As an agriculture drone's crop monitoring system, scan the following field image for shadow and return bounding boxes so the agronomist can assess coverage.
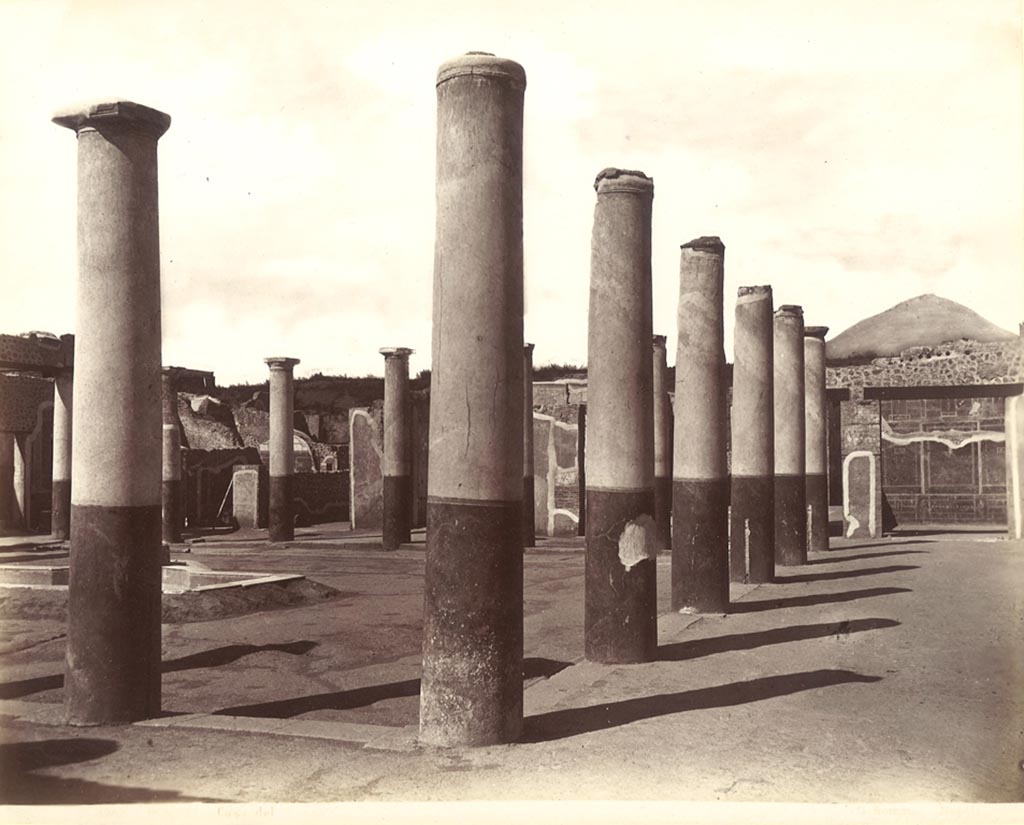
[0,641,319,700]
[823,540,923,551]
[657,618,900,662]
[0,552,68,563]
[774,564,919,584]
[729,586,911,613]
[213,656,572,719]
[809,549,928,564]
[0,738,224,804]
[522,669,882,742]
[888,527,1006,537]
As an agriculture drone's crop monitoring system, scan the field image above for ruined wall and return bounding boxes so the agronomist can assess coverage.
[293,471,348,525]
[349,403,384,529]
[0,374,52,433]
[182,447,261,528]
[532,413,581,536]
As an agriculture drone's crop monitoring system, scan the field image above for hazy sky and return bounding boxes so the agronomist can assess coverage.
[1,0,1020,385]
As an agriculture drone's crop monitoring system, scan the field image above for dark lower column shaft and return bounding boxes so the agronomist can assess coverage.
[65,504,161,723]
[672,478,729,612]
[268,475,293,542]
[729,476,774,584]
[421,498,523,745]
[161,479,182,544]
[52,479,71,541]
[806,473,829,553]
[654,475,672,553]
[585,489,657,663]
[523,475,535,547]
[775,474,806,565]
[382,474,412,550]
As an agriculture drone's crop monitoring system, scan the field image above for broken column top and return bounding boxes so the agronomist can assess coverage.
[652,334,667,349]
[776,305,804,318]
[737,285,773,300]
[264,357,300,370]
[437,52,526,88]
[524,343,534,354]
[681,236,725,254]
[52,100,171,137]
[379,347,414,358]
[804,326,829,339]
[594,167,654,195]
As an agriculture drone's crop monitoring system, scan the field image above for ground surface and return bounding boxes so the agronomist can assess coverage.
[0,525,1021,808]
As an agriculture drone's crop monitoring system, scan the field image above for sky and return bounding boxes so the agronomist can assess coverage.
[0,0,1021,385]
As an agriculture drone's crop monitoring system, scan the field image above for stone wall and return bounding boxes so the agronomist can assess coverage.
[182,447,261,528]
[349,403,384,529]
[293,471,348,525]
[533,412,581,536]
[0,374,52,434]
[0,333,66,374]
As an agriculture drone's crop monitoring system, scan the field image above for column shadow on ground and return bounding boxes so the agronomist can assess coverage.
[728,586,912,613]
[657,618,900,662]
[809,548,927,564]
[774,564,920,584]
[0,641,320,700]
[521,669,882,742]
[0,738,225,804]
[211,657,572,719]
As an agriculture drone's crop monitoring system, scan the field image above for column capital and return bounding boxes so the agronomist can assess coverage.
[52,100,171,138]
[738,285,772,300]
[379,347,414,360]
[681,236,725,254]
[594,167,654,197]
[804,325,829,340]
[437,52,526,89]
[775,304,804,319]
[264,356,300,372]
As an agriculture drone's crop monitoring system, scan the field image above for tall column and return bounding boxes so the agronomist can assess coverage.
[380,347,413,550]
[672,237,729,612]
[804,326,829,553]
[54,100,170,724]
[51,335,74,540]
[774,306,806,566]
[420,52,525,747]
[265,357,299,543]
[652,334,672,551]
[0,433,15,531]
[730,285,775,584]
[161,368,183,544]
[585,167,657,664]
[1005,393,1023,541]
[523,343,536,548]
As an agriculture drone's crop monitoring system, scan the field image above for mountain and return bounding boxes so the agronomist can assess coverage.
[826,294,1017,363]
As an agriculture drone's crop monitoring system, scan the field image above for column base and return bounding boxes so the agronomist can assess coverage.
[382,474,412,550]
[671,478,729,613]
[268,475,294,542]
[420,496,523,747]
[65,503,162,725]
[584,488,657,664]
[775,474,807,566]
[806,473,829,552]
[729,476,774,584]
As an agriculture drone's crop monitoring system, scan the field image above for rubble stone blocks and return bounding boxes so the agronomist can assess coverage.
[523,343,536,547]
[730,285,775,584]
[265,357,299,542]
[51,335,74,540]
[672,236,729,613]
[161,369,183,543]
[1005,393,1023,540]
[53,100,170,724]
[349,406,383,529]
[652,334,673,551]
[804,326,830,552]
[841,399,882,538]
[585,168,657,664]
[380,347,413,550]
[420,52,526,747]
[774,305,807,566]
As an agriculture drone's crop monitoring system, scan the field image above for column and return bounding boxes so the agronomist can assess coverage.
[774,305,806,566]
[54,100,170,724]
[585,167,657,664]
[730,285,775,584]
[51,335,74,540]
[804,326,830,552]
[672,236,729,612]
[523,343,536,547]
[1006,394,1023,540]
[421,52,526,747]
[652,334,672,551]
[380,347,413,550]
[265,357,299,543]
[0,433,15,531]
[13,434,29,529]
[161,368,183,543]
